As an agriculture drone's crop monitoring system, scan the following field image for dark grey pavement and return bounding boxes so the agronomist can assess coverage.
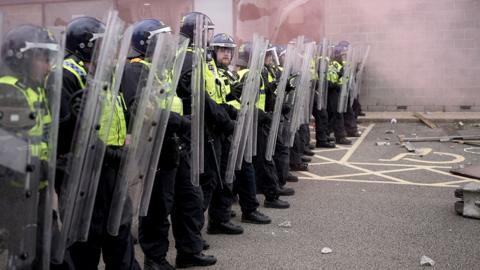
[131,122,480,270]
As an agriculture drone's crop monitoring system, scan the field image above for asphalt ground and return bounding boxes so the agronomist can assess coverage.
[132,122,480,269]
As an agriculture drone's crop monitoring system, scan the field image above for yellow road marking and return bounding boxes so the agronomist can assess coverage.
[315,152,412,184]
[339,124,375,163]
[299,176,460,188]
[326,167,421,179]
[349,162,453,169]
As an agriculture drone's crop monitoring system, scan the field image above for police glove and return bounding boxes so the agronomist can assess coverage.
[227,82,243,101]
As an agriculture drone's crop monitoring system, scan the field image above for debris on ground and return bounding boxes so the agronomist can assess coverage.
[456,121,465,129]
[453,140,480,147]
[402,142,416,152]
[413,112,437,129]
[278,221,292,228]
[472,123,480,128]
[361,189,367,192]
[399,134,480,143]
[420,255,435,266]
[390,118,397,124]
[321,247,332,254]
[385,129,395,134]
[376,141,390,146]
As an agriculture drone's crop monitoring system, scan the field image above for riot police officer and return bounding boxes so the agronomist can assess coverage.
[235,42,290,209]
[56,16,140,270]
[0,24,61,270]
[210,33,272,224]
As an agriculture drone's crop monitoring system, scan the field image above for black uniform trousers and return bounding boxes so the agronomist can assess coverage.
[312,105,330,143]
[234,161,260,214]
[138,136,178,263]
[171,147,205,255]
[299,123,310,150]
[274,120,290,188]
[254,122,280,200]
[290,130,304,167]
[343,96,358,134]
[327,87,347,139]
[68,159,140,270]
[218,134,260,215]
[200,131,232,225]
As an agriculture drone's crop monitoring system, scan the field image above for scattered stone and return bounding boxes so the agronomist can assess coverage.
[385,130,395,134]
[376,141,390,146]
[472,123,480,128]
[321,247,332,254]
[390,118,397,124]
[271,232,276,236]
[361,189,366,192]
[384,137,391,141]
[456,121,465,129]
[278,221,292,228]
[420,255,435,266]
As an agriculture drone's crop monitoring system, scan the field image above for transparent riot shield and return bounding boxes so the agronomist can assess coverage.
[52,10,126,263]
[0,22,64,269]
[224,34,268,184]
[337,45,353,113]
[265,44,295,161]
[287,42,316,147]
[316,38,329,110]
[352,45,370,102]
[37,26,66,270]
[107,33,188,236]
[190,15,209,186]
[348,50,359,107]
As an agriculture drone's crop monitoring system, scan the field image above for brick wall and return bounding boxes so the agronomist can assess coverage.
[325,0,480,112]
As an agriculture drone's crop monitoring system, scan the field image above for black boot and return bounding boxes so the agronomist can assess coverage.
[241,210,272,224]
[176,253,217,268]
[316,141,336,148]
[347,130,362,137]
[290,163,308,172]
[264,198,290,209]
[303,149,315,156]
[278,186,295,196]
[207,220,244,235]
[336,137,352,145]
[286,173,299,182]
[144,258,175,270]
[302,156,312,163]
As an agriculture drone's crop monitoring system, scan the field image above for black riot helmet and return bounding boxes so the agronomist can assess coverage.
[236,41,252,68]
[65,16,105,62]
[131,19,171,56]
[180,11,214,46]
[1,24,58,81]
[210,33,236,67]
[265,43,279,67]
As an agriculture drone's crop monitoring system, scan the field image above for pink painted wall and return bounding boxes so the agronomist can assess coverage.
[324,0,480,111]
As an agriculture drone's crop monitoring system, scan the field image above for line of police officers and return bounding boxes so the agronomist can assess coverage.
[0,10,362,270]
